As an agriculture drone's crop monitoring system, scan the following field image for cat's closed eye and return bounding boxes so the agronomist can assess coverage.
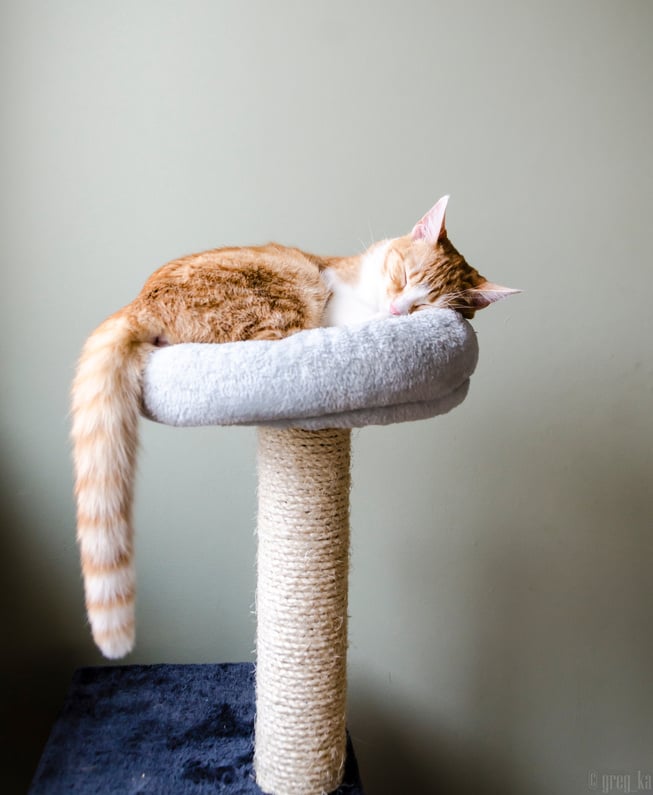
[390,283,432,316]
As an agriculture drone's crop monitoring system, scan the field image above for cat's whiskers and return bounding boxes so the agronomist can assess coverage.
[434,290,468,310]
[367,221,376,248]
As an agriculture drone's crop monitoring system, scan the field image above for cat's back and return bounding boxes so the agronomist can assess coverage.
[143,242,324,291]
[133,243,330,342]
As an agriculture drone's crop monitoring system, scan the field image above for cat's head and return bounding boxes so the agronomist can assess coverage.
[383,196,519,319]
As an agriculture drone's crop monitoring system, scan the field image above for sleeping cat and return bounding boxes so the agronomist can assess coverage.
[71,195,517,658]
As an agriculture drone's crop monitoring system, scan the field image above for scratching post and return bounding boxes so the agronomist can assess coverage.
[138,310,479,794]
[255,427,351,794]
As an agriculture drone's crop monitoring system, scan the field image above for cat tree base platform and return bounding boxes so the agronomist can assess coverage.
[29,663,364,794]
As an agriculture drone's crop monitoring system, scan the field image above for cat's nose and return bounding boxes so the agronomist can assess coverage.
[389,301,401,316]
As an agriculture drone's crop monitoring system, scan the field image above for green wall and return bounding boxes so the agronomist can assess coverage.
[2,1,652,791]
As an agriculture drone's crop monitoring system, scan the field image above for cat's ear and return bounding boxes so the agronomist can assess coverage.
[467,281,521,309]
[412,195,449,243]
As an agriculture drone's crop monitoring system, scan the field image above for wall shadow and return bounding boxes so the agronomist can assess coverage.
[347,383,653,794]
[348,683,522,795]
[0,458,85,791]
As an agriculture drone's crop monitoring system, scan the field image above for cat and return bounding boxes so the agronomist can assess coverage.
[71,195,517,658]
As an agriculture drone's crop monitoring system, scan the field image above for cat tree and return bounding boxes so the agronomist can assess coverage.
[31,309,477,795]
[140,308,478,795]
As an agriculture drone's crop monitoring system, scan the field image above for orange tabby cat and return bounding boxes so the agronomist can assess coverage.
[71,195,517,658]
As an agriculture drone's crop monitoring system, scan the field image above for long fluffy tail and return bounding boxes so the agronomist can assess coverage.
[71,312,154,658]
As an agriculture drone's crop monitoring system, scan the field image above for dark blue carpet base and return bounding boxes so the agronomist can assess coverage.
[29,662,364,794]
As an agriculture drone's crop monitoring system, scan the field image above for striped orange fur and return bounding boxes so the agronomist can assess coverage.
[72,198,517,658]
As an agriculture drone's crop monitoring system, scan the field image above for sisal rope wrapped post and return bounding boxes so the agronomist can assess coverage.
[142,311,479,793]
[255,427,352,795]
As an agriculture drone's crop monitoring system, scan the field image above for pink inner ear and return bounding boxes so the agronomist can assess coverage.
[411,195,450,243]
[469,281,521,308]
